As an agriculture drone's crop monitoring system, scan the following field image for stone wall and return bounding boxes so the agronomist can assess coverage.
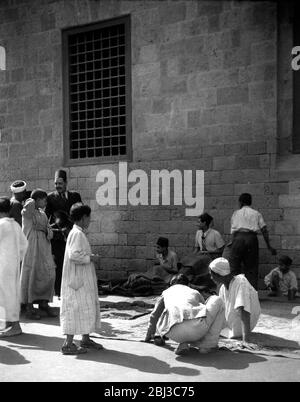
[0,0,298,288]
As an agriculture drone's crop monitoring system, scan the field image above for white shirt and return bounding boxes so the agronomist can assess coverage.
[231,206,266,234]
[219,274,261,338]
[195,228,225,252]
[156,284,206,335]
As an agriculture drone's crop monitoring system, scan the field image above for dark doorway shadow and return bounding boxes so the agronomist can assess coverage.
[0,345,30,365]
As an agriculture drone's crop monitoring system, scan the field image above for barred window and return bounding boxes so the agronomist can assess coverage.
[62,16,131,164]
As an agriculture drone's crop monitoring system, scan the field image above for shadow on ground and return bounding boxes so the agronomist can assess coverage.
[175,348,267,370]
[0,345,30,365]
[250,332,300,350]
[76,347,201,376]
[2,333,63,353]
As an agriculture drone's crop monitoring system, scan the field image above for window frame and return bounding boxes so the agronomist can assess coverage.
[62,15,132,166]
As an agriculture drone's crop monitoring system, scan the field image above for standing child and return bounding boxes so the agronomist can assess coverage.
[60,203,102,355]
[0,197,28,337]
[21,189,57,319]
[264,255,298,299]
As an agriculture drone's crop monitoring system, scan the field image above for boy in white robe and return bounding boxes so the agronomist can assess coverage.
[0,197,28,338]
[60,203,103,355]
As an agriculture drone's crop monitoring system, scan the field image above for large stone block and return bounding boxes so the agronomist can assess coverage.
[223,47,251,69]
[213,156,236,171]
[217,86,249,106]
[118,221,141,234]
[251,41,276,64]
[179,55,209,75]
[281,236,300,251]
[128,234,146,246]
[249,82,275,101]
[279,195,300,208]
[210,183,235,196]
[275,221,297,235]
[197,1,224,16]
[235,155,260,169]
[247,142,267,156]
[115,246,136,259]
[224,143,248,155]
[0,84,17,100]
[182,17,209,37]
[102,233,119,245]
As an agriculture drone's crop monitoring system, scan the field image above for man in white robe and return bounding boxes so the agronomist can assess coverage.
[209,257,261,347]
[0,197,28,337]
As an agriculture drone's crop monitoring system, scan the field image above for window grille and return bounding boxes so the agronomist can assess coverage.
[62,16,131,164]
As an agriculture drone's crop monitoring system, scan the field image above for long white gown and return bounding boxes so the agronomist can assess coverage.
[0,217,28,325]
[60,224,100,335]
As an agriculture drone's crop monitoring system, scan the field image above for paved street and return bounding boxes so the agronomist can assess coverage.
[0,296,300,382]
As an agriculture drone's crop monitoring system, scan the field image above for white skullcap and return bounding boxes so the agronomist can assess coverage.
[10,180,27,194]
[209,257,231,276]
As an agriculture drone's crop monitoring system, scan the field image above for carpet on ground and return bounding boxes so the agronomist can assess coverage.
[94,297,300,359]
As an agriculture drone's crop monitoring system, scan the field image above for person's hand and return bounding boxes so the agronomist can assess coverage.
[236,341,258,351]
[90,254,101,263]
[269,247,277,256]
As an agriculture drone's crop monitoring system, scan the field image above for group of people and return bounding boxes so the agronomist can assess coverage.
[0,168,298,356]
[0,169,103,354]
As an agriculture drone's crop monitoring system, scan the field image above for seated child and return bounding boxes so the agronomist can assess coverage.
[264,255,298,299]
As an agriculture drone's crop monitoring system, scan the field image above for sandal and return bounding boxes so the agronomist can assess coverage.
[80,339,104,350]
[61,343,87,355]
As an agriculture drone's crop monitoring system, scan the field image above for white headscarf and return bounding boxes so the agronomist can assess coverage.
[209,257,231,276]
[10,180,27,194]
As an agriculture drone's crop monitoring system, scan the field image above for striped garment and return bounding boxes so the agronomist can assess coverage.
[60,224,100,335]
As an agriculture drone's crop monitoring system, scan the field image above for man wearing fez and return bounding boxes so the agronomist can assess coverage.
[10,180,29,226]
[45,169,82,297]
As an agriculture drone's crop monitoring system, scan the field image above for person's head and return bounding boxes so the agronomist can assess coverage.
[54,169,67,194]
[31,189,48,209]
[198,212,213,231]
[239,193,252,208]
[10,180,27,202]
[278,255,292,273]
[170,273,189,286]
[156,236,169,255]
[70,203,91,229]
[0,197,11,217]
[209,257,232,285]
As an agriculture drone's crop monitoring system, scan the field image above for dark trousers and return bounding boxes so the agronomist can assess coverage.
[222,232,259,289]
[51,239,66,297]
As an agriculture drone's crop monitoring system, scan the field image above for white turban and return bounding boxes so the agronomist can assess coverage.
[10,180,27,194]
[209,257,231,276]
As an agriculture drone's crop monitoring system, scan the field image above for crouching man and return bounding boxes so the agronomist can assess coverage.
[144,274,225,355]
[209,257,261,347]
